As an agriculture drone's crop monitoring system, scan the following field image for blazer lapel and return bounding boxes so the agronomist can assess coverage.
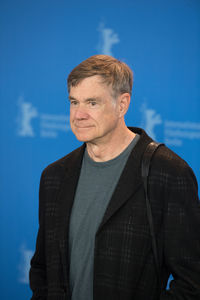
[55,144,86,284]
[97,130,151,232]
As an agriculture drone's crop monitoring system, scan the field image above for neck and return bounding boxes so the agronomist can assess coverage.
[86,124,135,162]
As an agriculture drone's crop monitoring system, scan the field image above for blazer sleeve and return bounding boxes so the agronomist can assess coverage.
[160,162,200,299]
[29,171,47,299]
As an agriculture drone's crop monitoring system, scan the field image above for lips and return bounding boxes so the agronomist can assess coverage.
[74,124,94,129]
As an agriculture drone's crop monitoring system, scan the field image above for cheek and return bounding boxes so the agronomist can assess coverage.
[102,109,118,123]
[69,114,72,125]
[69,114,75,129]
[69,109,75,121]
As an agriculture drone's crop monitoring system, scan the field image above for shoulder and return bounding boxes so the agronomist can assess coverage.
[153,145,188,172]
[151,144,198,191]
[41,144,85,180]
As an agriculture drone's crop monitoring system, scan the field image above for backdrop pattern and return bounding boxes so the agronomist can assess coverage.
[0,0,200,299]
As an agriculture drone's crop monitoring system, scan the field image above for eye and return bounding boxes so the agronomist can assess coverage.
[70,100,78,106]
[88,100,98,107]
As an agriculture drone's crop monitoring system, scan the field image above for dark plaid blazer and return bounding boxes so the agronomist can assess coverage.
[29,127,200,300]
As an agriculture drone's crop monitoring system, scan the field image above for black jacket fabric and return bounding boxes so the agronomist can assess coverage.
[29,127,200,300]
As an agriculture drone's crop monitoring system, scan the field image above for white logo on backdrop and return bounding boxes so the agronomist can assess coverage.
[17,96,38,137]
[141,103,162,140]
[164,121,200,146]
[16,96,70,138]
[141,102,200,146]
[18,244,34,284]
[97,23,120,56]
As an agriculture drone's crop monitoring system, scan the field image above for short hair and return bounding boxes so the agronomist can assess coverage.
[67,55,133,97]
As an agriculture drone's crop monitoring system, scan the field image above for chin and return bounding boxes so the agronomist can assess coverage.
[74,133,94,143]
[72,127,96,142]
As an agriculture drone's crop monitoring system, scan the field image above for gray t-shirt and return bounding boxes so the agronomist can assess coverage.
[69,134,140,300]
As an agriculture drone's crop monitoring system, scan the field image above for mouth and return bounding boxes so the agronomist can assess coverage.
[74,124,94,129]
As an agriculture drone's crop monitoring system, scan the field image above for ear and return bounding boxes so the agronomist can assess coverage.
[117,93,131,117]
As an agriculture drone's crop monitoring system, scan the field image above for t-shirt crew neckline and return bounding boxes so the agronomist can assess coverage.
[85,133,140,168]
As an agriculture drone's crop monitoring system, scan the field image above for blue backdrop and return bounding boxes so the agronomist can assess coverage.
[0,0,200,299]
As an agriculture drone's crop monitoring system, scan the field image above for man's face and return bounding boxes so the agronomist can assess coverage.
[69,75,121,144]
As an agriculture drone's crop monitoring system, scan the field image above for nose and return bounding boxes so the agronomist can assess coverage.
[73,106,89,120]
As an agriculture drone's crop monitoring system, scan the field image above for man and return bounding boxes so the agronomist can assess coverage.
[29,55,200,300]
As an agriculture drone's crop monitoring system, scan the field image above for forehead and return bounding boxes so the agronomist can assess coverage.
[69,75,113,98]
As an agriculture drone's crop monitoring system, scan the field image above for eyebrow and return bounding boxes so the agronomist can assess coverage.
[68,96,76,101]
[68,96,102,103]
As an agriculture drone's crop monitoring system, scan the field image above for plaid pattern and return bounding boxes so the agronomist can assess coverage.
[29,127,200,300]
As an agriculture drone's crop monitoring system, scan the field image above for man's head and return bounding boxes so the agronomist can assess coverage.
[68,55,134,144]
[67,55,133,98]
